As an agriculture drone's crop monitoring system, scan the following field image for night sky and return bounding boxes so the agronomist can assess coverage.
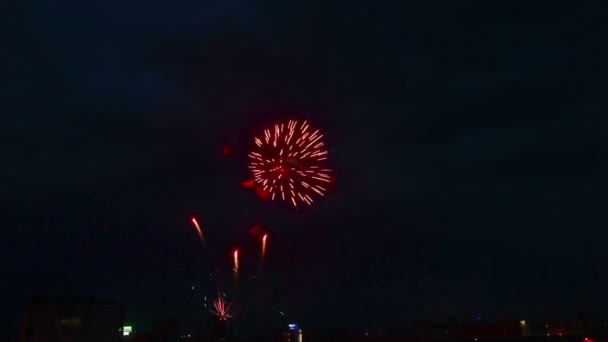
[3,0,608,334]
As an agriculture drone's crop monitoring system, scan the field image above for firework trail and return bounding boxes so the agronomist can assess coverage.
[190,217,205,244]
[261,233,268,263]
[233,248,239,274]
[248,120,333,207]
[188,216,223,294]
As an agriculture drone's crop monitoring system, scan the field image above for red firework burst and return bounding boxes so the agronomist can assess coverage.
[248,120,333,206]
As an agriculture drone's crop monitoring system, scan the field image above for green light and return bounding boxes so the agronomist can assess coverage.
[124,326,132,333]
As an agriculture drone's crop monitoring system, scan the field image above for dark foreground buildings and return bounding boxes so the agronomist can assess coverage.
[123,319,178,342]
[18,296,124,342]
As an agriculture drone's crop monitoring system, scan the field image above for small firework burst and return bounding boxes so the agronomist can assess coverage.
[210,296,233,321]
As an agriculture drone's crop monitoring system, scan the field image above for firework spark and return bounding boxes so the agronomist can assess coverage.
[210,296,232,320]
[191,217,204,244]
[248,120,333,207]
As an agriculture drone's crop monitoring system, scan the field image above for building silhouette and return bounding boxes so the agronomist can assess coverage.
[19,296,124,342]
[281,324,302,342]
[123,319,178,342]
